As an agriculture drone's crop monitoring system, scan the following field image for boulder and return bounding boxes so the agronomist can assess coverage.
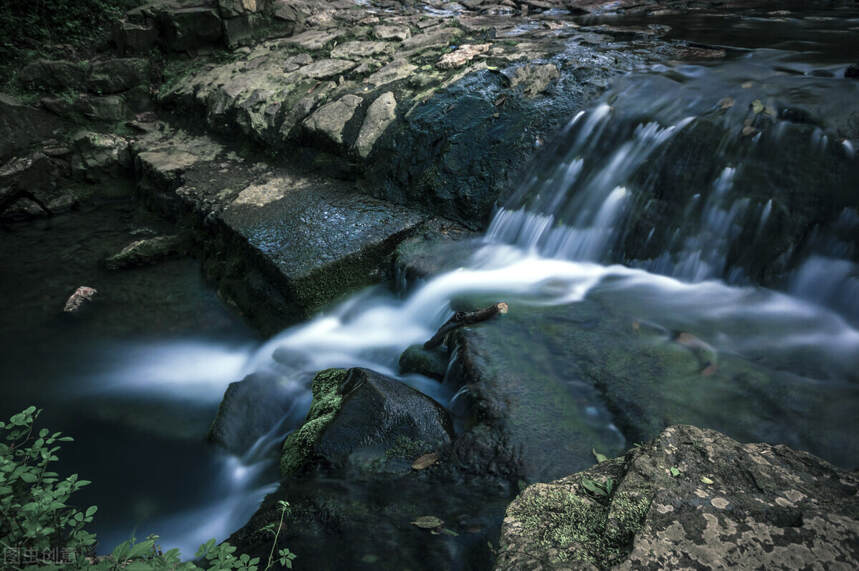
[209,372,296,455]
[846,63,859,79]
[88,58,149,94]
[401,27,463,51]
[71,131,132,179]
[104,234,187,270]
[19,59,89,91]
[374,24,411,41]
[280,368,454,476]
[496,425,859,570]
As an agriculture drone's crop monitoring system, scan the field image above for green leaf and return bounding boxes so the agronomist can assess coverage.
[700,476,714,485]
[86,505,98,517]
[581,478,607,496]
[128,538,155,559]
[20,471,37,483]
[669,466,681,478]
[592,448,608,463]
[751,99,764,114]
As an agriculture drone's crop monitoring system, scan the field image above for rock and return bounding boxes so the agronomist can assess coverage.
[270,0,307,29]
[71,131,131,179]
[496,425,859,570]
[222,13,265,47]
[401,27,463,51]
[19,59,88,91]
[0,93,64,161]
[104,234,186,270]
[302,94,363,145]
[217,0,258,17]
[63,286,98,313]
[280,368,455,476]
[355,91,397,158]
[437,43,491,70]
[112,20,159,54]
[846,63,859,79]
[208,372,295,455]
[88,58,148,94]
[279,29,342,50]
[365,58,417,87]
[296,58,356,80]
[374,24,411,41]
[330,40,391,60]
[160,7,223,52]
[508,63,560,97]
[398,344,449,380]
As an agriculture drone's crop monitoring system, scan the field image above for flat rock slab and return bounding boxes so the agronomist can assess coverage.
[133,125,428,330]
[497,424,859,570]
[222,174,428,312]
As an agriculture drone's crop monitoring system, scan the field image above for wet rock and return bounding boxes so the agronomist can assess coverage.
[497,425,859,570]
[374,24,411,41]
[88,58,149,94]
[209,372,295,455]
[846,63,859,79]
[270,0,307,29]
[399,344,449,380]
[355,91,397,158]
[302,93,363,145]
[19,59,89,91]
[281,368,454,476]
[104,234,187,270]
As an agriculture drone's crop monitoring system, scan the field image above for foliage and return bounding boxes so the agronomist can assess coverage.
[0,0,141,80]
[1,407,294,570]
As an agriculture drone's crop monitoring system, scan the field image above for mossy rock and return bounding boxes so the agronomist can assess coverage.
[280,368,454,477]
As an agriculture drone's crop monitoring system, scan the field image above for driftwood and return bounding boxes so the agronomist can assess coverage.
[423,302,508,350]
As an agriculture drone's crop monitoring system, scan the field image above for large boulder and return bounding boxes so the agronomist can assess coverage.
[88,58,149,95]
[280,368,455,476]
[496,425,859,570]
[18,59,89,91]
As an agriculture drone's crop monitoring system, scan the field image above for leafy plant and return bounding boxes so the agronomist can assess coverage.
[580,477,614,498]
[1,406,292,570]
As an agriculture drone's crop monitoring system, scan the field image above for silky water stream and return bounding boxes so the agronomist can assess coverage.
[2,12,858,562]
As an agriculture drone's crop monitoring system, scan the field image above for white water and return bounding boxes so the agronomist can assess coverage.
[84,56,859,554]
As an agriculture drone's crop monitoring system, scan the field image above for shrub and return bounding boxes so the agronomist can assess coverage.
[0,406,294,570]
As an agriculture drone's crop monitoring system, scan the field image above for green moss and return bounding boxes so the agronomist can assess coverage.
[509,483,651,568]
[279,368,346,476]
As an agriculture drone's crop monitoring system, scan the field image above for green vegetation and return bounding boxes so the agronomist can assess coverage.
[280,368,346,476]
[0,0,137,55]
[1,406,293,570]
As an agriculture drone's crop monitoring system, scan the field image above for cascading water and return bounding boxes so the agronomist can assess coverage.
[148,44,859,556]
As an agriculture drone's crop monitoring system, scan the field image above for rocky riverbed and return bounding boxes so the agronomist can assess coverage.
[2,0,858,569]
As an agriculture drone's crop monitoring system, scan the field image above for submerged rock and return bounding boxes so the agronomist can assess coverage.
[496,424,859,570]
[280,368,454,476]
[209,372,295,455]
[104,234,187,270]
[398,344,449,380]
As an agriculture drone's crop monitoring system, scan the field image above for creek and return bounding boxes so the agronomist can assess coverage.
[1,9,857,563]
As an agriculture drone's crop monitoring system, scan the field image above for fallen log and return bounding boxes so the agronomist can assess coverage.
[423,302,508,350]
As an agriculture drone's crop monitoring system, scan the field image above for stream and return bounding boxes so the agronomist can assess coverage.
[1,8,858,563]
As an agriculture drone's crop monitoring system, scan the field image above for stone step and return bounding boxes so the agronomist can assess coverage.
[131,122,430,332]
